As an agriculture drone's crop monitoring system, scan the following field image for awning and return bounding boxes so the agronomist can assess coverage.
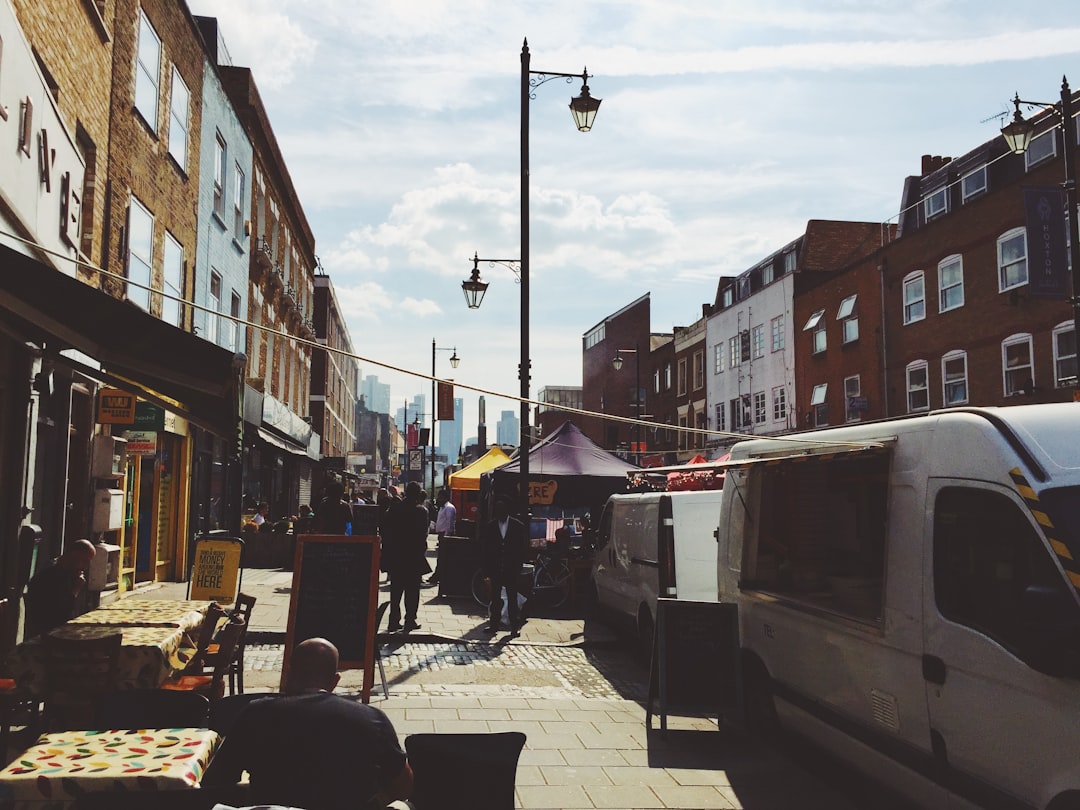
[256,427,308,456]
[0,242,242,438]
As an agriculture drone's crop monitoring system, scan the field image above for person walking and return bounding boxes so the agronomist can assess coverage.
[312,477,353,534]
[386,482,430,632]
[479,497,530,634]
[423,490,457,587]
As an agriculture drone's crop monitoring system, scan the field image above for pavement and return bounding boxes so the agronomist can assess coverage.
[121,536,882,809]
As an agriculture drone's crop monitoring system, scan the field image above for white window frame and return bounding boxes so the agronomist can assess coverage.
[1025,129,1057,169]
[213,134,226,218]
[1002,333,1034,397]
[714,403,726,432]
[134,12,161,129]
[126,198,153,311]
[844,374,862,422]
[162,233,183,327]
[713,342,724,374]
[751,324,765,359]
[771,315,785,352]
[997,228,1028,292]
[903,271,926,325]
[837,294,858,344]
[810,383,828,427]
[762,263,775,285]
[233,164,245,239]
[1053,321,1077,388]
[722,287,733,308]
[729,336,741,368]
[784,250,797,274]
[961,165,987,201]
[924,187,948,220]
[653,369,661,393]
[906,360,929,413]
[938,255,964,313]
[753,391,766,425]
[208,271,221,344]
[942,350,969,406]
[167,68,189,170]
[772,386,786,422]
[803,309,824,331]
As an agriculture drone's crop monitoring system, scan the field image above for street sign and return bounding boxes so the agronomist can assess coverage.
[97,388,136,423]
[408,448,424,471]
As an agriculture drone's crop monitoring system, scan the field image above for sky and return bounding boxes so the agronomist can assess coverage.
[186,0,1080,446]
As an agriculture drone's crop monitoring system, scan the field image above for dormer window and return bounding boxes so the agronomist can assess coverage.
[961,165,987,201]
[924,187,948,220]
[1025,129,1057,169]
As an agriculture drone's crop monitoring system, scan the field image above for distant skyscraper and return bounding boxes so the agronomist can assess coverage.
[437,398,464,462]
[360,373,391,414]
[496,410,519,447]
[395,394,426,434]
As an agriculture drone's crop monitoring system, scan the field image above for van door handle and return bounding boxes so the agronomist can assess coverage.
[922,654,946,685]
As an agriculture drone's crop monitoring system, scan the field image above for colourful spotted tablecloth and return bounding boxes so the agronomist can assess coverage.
[67,607,205,632]
[0,728,220,808]
[5,625,192,698]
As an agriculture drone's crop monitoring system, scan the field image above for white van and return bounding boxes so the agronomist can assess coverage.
[593,489,722,656]
[717,403,1080,810]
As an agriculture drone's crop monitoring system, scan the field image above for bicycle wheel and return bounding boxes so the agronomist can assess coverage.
[470,568,491,608]
[534,560,571,609]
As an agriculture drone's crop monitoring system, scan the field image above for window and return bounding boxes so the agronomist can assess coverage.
[907,360,929,412]
[942,351,968,405]
[677,358,687,395]
[810,383,828,427]
[998,228,1027,292]
[938,255,964,312]
[729,335,740,368]
[961,165,987,200]
[208,271,221,344]
[771,315,785,351]
[837,294,858,343]
[713,343,724,374]
[693,350,704,390]
[1002,334,1034,396]
[233,164,245,239]
[134,12,161,128]
[722,287,733,308]
[126,198,153,310]
[753,392,766,425]
[678,416,688,450]
[933,486,1077,667]
[584,323,605,349]
[772,386,786,422]
[751,324,764,358]
[714,403,726,432]
[1025,129,1056,169]
[844,375,862,422]
[162,233,182,326]
[213,135,226,217]
[167,68,189,170]
[903,272,926,324]
[664,363,672,391]
[1053,322,1077,388]
[784,250,797,274]
[803,309,824,331]
[762,263,774,285]
[924,187,948,219]
[653,369,660,393]
[731,396,751,429]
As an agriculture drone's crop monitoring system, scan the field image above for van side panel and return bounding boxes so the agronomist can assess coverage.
[669,491,721,602]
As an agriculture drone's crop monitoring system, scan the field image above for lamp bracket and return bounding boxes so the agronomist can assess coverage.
[528,68,590,101]
[475,255,522,282]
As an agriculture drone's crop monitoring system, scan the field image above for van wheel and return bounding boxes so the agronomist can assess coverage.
[742,656,779,741]
[636,607,654,664]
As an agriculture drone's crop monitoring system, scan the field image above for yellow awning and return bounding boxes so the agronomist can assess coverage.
[448,446,511,491]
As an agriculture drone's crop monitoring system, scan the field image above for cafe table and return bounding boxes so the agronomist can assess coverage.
[0,727,220,808]
[6,625,193,698]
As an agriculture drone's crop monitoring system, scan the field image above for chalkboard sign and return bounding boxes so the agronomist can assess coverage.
[646,599,741,732]
[281,534,381,702]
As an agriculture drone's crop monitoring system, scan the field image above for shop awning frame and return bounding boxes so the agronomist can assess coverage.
[0,243,243,438]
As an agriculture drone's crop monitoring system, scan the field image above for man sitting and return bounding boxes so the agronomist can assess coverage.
[204,637,412,809]
[25,539,96,636]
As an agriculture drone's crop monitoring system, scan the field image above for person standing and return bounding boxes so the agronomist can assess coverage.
[25,539,97,637]
[480,497,530,634]
[204,637,413,809]
[312,478,353,534]
[423,491,457,587]
[386,482,430,632]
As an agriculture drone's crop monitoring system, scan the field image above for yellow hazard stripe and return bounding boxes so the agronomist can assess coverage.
[1009,467,1078,567]
[1051,538,1075,561]
[1069,570,1080,589]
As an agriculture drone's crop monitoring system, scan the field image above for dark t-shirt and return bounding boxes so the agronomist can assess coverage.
[25,562,79,636]
[205,692,406,810]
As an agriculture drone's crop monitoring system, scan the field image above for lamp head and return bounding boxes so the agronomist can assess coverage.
[462,253,489,309]
[1001,93,1036,154]
[449,350,460,369]
[612,354,624,371]
[570,70,602,132]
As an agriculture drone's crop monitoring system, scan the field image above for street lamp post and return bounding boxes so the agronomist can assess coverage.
[431,340,460,502]
[1001,76,1080,395]
[612,344,641,464]
[462,39,601,524]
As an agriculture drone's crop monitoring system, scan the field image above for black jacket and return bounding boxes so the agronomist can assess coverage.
[480,516,530,581]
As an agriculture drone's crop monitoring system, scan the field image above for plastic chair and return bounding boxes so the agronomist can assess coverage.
[208,692,280,737]
[404,731,526,810]
[94,689,210,729]
[161,617,244,700]
[42,631,122,730]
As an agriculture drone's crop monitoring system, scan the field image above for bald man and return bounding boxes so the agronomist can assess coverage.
[205,638,412,809]
[25,539,96,636]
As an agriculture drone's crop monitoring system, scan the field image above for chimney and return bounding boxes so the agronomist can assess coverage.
[920,154,952,176]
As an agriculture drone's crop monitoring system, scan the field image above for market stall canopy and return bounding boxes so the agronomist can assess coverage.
[448,446,511,491]
[666,452,729,491]
[485,421,638,510]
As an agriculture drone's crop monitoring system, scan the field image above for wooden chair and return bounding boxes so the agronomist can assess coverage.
[41,631,122,731]
[161,617,244,701]
[0,598,39,753]
[404,731,526,810]
[202,594,255,695]
[94,689,210,730]
[177,602,227,674]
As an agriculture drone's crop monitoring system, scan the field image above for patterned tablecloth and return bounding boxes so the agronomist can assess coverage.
[5,625,193,698]
[67,607,205,632]
[0,728,220,807]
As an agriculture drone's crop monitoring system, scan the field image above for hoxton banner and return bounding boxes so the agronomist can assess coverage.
[1024,186,1069,300]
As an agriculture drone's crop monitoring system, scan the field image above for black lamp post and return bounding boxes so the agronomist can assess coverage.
[1001,76,1080,395]
[431,340,460,502]
[612,344,641,464]
[462,39,601,523]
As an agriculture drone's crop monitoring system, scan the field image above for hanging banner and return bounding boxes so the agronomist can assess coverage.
[1024,186,1069,300]
[97,388,136,424]
[437,380,455,421]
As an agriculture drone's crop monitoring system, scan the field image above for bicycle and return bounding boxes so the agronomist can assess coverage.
[471,546,572,610]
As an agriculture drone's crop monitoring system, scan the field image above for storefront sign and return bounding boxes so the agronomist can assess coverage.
[122,430,157,456]
[528,479,559,505]
[189,537,243,602]
[97,389,136,424]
